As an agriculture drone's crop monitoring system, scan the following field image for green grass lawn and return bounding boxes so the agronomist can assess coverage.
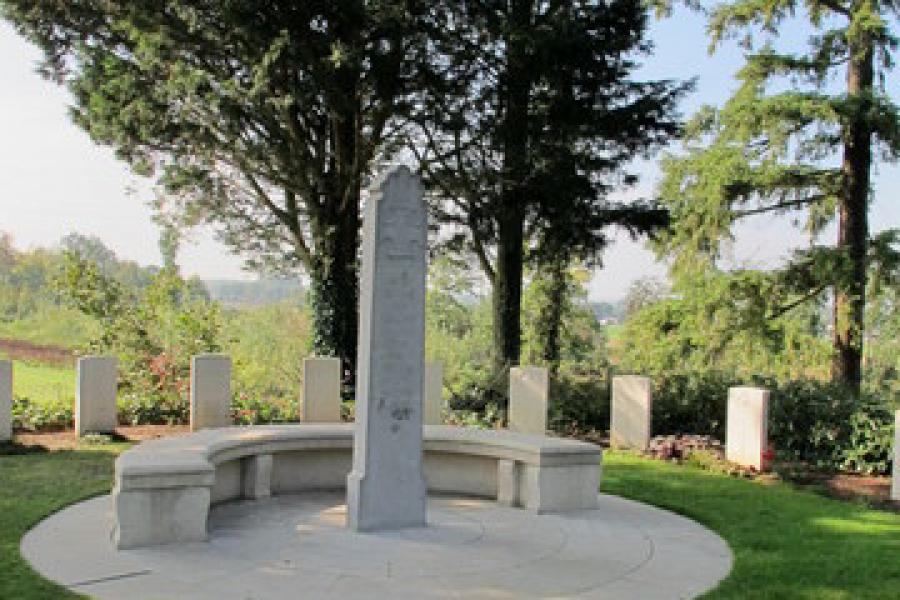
[0,305,98,349]
[602,452,900,599]
[0,443,126,600]
[0,447,898,599]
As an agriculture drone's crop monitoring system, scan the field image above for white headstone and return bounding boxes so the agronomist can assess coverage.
[892,410,899,501]
[0,360,11,442]
[76,356,117,435]
[190,354,232,431]
[726,386,770,471]
[611,375,653,450]
[302,357,342,422]
[347,166,428,531]
[423,362,443,426]
[508,366,549,436]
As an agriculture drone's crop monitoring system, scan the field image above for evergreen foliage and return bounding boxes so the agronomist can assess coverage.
[655,0,900,392]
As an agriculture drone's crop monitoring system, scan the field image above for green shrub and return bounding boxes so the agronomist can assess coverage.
[446,403,502,429]
[340,400,355,422]
[231,391,297,425]
[548,373,610,434]
[769,381,895,474]
[118,390,188,425]
[651,372,731,439]
[837,402,895,475]
[11,395,73,430]
[223,302,308,410]
[769,380,855,467]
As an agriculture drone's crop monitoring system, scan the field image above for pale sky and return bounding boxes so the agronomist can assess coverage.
[1,11,898,302]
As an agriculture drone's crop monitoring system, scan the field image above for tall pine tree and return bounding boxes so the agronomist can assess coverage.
[656,0,899,392]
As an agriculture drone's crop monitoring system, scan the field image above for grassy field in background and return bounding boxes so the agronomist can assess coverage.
[8,361,76,406]
[0,446,898,599]
[602,323,625,364]
[0,305,97,350]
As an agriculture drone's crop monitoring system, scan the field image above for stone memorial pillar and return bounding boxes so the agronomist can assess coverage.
[611,375,653,450]
[347,166,428,531]
[508,366,549,436]
[423,362,443,426]
[190,354,232,431]
[302,357,342,422]
[892,410,899,502]
[0,360,11,442]
[726,386,770,471]
[76,356,117,436]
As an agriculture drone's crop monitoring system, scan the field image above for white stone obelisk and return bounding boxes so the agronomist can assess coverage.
[347,165,428,531]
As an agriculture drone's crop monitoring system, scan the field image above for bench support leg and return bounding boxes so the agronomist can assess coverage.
[113,485,211,549]
[243,454,273,499]
[521,463,601,513]
[497,459,520,507]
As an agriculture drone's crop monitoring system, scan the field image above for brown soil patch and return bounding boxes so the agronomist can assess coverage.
[825,474,892,502]
[785,468,896,509]
[0,338,74,366]
[12,424,189,451]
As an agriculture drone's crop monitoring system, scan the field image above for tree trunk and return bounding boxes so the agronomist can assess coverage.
[491,0,532,397]
[537,256,568,379]
[833,12,872,393]
[308,202,359,386]
[309,11,364,389]
[492,207,525,380]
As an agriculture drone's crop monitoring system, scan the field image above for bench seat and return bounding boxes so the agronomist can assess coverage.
[113,424,602,549]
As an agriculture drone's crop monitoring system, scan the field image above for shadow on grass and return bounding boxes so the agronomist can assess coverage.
[0,440,48,456]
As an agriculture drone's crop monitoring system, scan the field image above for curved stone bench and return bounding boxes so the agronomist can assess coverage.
[113,424,603,549]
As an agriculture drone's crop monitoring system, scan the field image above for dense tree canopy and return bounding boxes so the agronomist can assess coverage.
[1,0,432,380]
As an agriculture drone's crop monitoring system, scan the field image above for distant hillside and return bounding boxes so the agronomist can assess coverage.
[203,279,304,305]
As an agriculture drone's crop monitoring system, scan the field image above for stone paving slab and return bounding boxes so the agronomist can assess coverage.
[22,492,732,599]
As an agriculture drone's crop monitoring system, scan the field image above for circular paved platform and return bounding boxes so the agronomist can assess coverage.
[22,492,731,599]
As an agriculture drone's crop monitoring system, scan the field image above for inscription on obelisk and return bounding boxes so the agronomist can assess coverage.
[347,165,428,531]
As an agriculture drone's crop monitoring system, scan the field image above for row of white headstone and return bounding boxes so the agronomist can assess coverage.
[0,355,442,435]
[608,375,900,497]
[0,357,897,500]
[609,376,775,469]
[0,355,552,437]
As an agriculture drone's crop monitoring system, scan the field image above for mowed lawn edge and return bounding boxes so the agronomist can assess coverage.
[0,445,126,600]
[1,445,898,599]
[601,452,900,599]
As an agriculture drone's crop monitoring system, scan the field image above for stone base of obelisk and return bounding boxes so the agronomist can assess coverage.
[22,491,733,599]
[347,469,427,531]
